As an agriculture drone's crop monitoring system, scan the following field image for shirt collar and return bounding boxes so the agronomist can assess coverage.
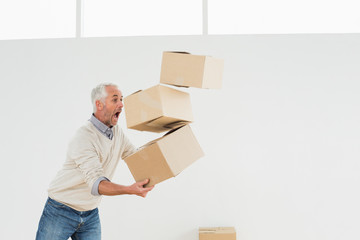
[89,114,113,137]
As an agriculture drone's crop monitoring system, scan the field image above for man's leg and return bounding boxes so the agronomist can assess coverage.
[36,198,79,240]
[71,208,101,240]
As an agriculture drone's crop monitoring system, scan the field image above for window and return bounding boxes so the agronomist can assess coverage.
[209,0,360,34]
[1,0,359,40]
[0,0,76,40]
[83,0,202,37]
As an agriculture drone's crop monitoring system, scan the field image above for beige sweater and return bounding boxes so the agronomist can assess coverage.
[48,122,136,211]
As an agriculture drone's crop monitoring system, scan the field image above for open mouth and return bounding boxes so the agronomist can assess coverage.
[113,110,121,121]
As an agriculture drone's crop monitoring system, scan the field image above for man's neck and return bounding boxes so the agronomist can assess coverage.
[93,113,111,128]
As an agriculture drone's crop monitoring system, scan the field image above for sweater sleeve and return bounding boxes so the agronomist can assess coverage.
[91,176,110,196]
[67,130,104,190]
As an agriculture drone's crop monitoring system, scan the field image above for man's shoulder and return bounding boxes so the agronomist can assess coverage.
[71,122,99,141]
[78,121,96,133]
[65,123,99,154]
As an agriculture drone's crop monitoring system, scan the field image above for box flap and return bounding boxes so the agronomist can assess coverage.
[138,139,158,149]
[143,117,191,133]
[164,51,190,54]
[163,120,188,129]
[129,89,142,95]
[199,227,236,234]
[162,124,186,136]
[135,124,182,148]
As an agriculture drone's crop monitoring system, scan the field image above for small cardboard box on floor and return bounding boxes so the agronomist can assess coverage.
[124,124,204,187]
[124,84,193,133]
[160,51,224,89]
[199,227,236,240]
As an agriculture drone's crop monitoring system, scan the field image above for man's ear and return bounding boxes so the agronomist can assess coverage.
[96,100,104,111]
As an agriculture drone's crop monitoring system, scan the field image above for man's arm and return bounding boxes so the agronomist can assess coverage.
[98,179,154,197]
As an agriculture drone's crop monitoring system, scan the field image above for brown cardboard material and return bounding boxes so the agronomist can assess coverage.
[160,52,224,89]
[124,124,204,187]
[199,227,236,240]
[124,84,193,133]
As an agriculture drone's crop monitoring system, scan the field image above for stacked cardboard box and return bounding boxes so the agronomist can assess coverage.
[124,84,193,133]
[199,227,236,240]
[160,52,224,89]
[124,51,224,186]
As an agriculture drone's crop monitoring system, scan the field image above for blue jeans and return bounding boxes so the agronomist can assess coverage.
[36,197,101,240]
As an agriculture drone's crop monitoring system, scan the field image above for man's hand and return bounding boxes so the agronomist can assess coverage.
[128,179,155,198]
[98,179,154,197]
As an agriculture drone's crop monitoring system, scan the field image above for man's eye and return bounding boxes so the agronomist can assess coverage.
[113,99,117,102]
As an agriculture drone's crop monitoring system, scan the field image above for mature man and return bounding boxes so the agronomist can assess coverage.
[36,83,154,240]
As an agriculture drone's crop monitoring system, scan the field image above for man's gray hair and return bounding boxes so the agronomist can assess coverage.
[91,83,119,113]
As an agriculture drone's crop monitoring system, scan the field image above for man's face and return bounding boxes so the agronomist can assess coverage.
[101,86,123,127]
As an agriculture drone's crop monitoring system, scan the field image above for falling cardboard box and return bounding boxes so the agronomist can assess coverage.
[124,84,193,133]
[160,51,224,89]
[124,124,204,187]
[199,227,236,240]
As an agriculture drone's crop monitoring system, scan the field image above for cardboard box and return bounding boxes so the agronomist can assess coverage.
[124,124,204,187]
[199,227,236,240]
[124,84,193,133]
[160,51,224,89]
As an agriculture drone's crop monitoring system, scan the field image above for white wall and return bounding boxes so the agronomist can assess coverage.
[0,34,359,240]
